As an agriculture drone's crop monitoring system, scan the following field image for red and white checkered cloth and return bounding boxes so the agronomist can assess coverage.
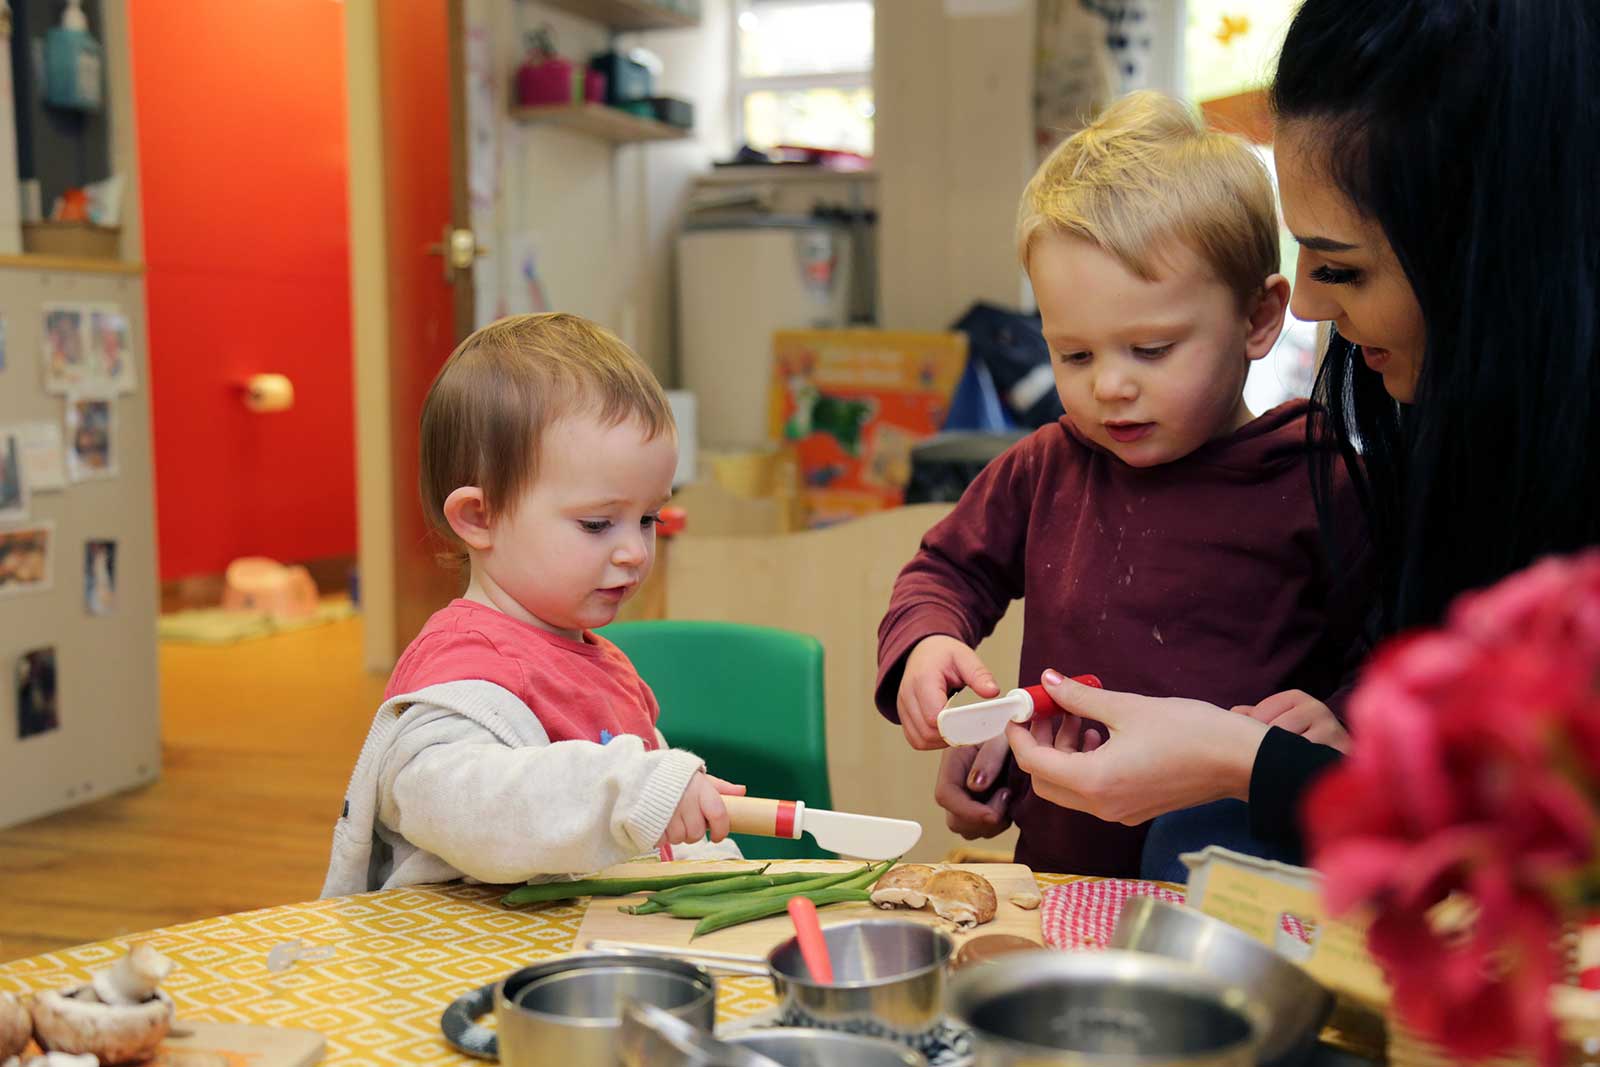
[1041,880,1312,950]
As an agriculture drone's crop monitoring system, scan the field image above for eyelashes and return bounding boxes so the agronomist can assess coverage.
[1309,264,1361,286]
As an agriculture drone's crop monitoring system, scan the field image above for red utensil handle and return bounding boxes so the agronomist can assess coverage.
[723,795,803,839]
[1022,675,1103,720]
[787,896,835,984]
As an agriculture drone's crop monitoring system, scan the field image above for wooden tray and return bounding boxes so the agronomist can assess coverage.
[572,860,1042,959]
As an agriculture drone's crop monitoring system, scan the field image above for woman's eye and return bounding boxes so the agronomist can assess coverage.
[641,514,661,528]
[1309,264,1362,286]
[1133,344,1174,359]
[579,520,612,533]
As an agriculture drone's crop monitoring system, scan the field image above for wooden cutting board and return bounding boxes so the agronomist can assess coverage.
[151,1021,325,1066]
[572,861,1042,959]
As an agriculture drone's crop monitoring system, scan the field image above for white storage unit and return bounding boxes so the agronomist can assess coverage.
[676,218,852,449]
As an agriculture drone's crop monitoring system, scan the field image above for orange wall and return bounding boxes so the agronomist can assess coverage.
[131,1,354,580]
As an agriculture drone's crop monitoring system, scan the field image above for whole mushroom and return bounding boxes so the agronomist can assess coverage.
[0,993,29,1061]
[30,945,176,1064]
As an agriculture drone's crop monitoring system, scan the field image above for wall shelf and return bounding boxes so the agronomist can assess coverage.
[0,253,145,275]
[536,0,699,32]
[513,103,690,143]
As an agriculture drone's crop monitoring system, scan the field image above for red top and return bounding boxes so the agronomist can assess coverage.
[876,402,1372,875]
[387,599,660,749]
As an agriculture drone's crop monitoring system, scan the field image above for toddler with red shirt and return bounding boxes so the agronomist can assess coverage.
[322,314,741,895]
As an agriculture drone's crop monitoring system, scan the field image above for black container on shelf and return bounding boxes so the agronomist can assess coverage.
[589,51,652,105]
[648,96,694,129]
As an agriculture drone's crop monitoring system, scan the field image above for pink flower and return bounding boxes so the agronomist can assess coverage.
[1306,551,1600,1064]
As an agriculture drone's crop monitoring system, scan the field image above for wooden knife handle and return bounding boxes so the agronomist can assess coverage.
[723,795,804,840]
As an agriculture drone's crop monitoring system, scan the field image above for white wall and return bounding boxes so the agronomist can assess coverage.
[874,0,1036,331]
[468,0,735,384]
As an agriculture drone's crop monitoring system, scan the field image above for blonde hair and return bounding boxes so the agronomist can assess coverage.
[1018,91,1279,303]
[419,313,674,562]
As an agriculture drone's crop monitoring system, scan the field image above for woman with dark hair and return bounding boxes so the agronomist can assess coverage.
[1001,0,1600,851]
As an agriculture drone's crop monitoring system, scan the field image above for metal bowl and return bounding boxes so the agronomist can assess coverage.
[1110,897,1334,1066]
[729,1027,928,1066]
[494,954,716,1065]
[766,919,954,1043]
[948,949,1264,1067]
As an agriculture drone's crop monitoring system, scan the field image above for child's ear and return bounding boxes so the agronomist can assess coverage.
[1245,274,1292,361]
[443,487,494,551]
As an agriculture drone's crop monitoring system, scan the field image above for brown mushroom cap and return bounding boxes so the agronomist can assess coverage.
[30,986,174,1065]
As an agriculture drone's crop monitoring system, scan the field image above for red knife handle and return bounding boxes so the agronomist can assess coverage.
[724,795,804,839]
[1021,675,1103,720]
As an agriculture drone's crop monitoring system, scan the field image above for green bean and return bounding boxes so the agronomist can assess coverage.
[649,869,809,902]
[692,887,873,939]
[622,871,822,914]
[838,858,897,891]
[501,866,769,907]
[658,871,858,918]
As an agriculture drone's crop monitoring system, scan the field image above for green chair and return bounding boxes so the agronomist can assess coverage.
[600,620,833,859]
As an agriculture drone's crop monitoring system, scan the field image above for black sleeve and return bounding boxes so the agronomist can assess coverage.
[1248,727,1344,851]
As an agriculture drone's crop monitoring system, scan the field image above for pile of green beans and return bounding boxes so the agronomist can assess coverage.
[501,864,772,907]
[503,859,900,938]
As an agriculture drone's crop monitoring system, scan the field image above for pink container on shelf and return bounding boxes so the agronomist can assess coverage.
[585,69,608,104]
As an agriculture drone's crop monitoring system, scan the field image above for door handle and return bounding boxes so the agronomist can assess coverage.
[425,225,488,281]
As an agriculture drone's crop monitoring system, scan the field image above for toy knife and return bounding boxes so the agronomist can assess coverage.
[936,675,1104,747]
[723,796,923,859]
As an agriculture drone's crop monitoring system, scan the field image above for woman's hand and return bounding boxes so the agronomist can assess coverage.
[1005,669,1270,825]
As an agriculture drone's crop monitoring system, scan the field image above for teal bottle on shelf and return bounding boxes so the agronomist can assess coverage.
[44,0,102,113]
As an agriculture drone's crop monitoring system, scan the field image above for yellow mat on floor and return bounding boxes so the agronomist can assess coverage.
[158,598,358,644]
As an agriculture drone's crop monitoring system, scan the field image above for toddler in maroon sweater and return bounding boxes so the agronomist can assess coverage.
[876,92,1371,877]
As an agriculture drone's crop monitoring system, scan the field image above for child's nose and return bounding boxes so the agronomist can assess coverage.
[1093,368,1138,403]
[613,531,647,567]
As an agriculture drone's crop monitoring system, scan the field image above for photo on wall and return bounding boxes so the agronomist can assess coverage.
[42,305,87,393]
[0,522,52,597]
[17,421,66,492]
[0,428,27,522]
[65,396,116,481]
[86,305,137,394]
[16,646,59,740]
[84,539,117,616]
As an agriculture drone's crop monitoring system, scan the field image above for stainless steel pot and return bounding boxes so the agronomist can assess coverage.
[766,919,954,1044]
[440,953,716,1064]
[1110,897,1335,1066]
[948,949,1264,1067]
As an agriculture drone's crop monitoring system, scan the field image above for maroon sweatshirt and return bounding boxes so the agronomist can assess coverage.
[876,401,1371,875]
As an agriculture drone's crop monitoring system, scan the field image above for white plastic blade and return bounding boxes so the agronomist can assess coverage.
[937,691,1031,746]
[800,808,923,859]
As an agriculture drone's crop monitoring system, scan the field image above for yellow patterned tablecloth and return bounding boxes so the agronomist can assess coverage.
[0,873,1078,1067]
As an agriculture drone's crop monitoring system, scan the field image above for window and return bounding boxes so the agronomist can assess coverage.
[733,0,875,156]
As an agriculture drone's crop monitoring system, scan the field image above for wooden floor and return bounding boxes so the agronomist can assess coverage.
[0,612,384,962]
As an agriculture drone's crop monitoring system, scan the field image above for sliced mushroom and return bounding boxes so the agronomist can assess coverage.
[1008,891,1042,911]
[0,993,29,1061]
[869,864,936,910]
[91,944,172,1007]
[922,869,998,929]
